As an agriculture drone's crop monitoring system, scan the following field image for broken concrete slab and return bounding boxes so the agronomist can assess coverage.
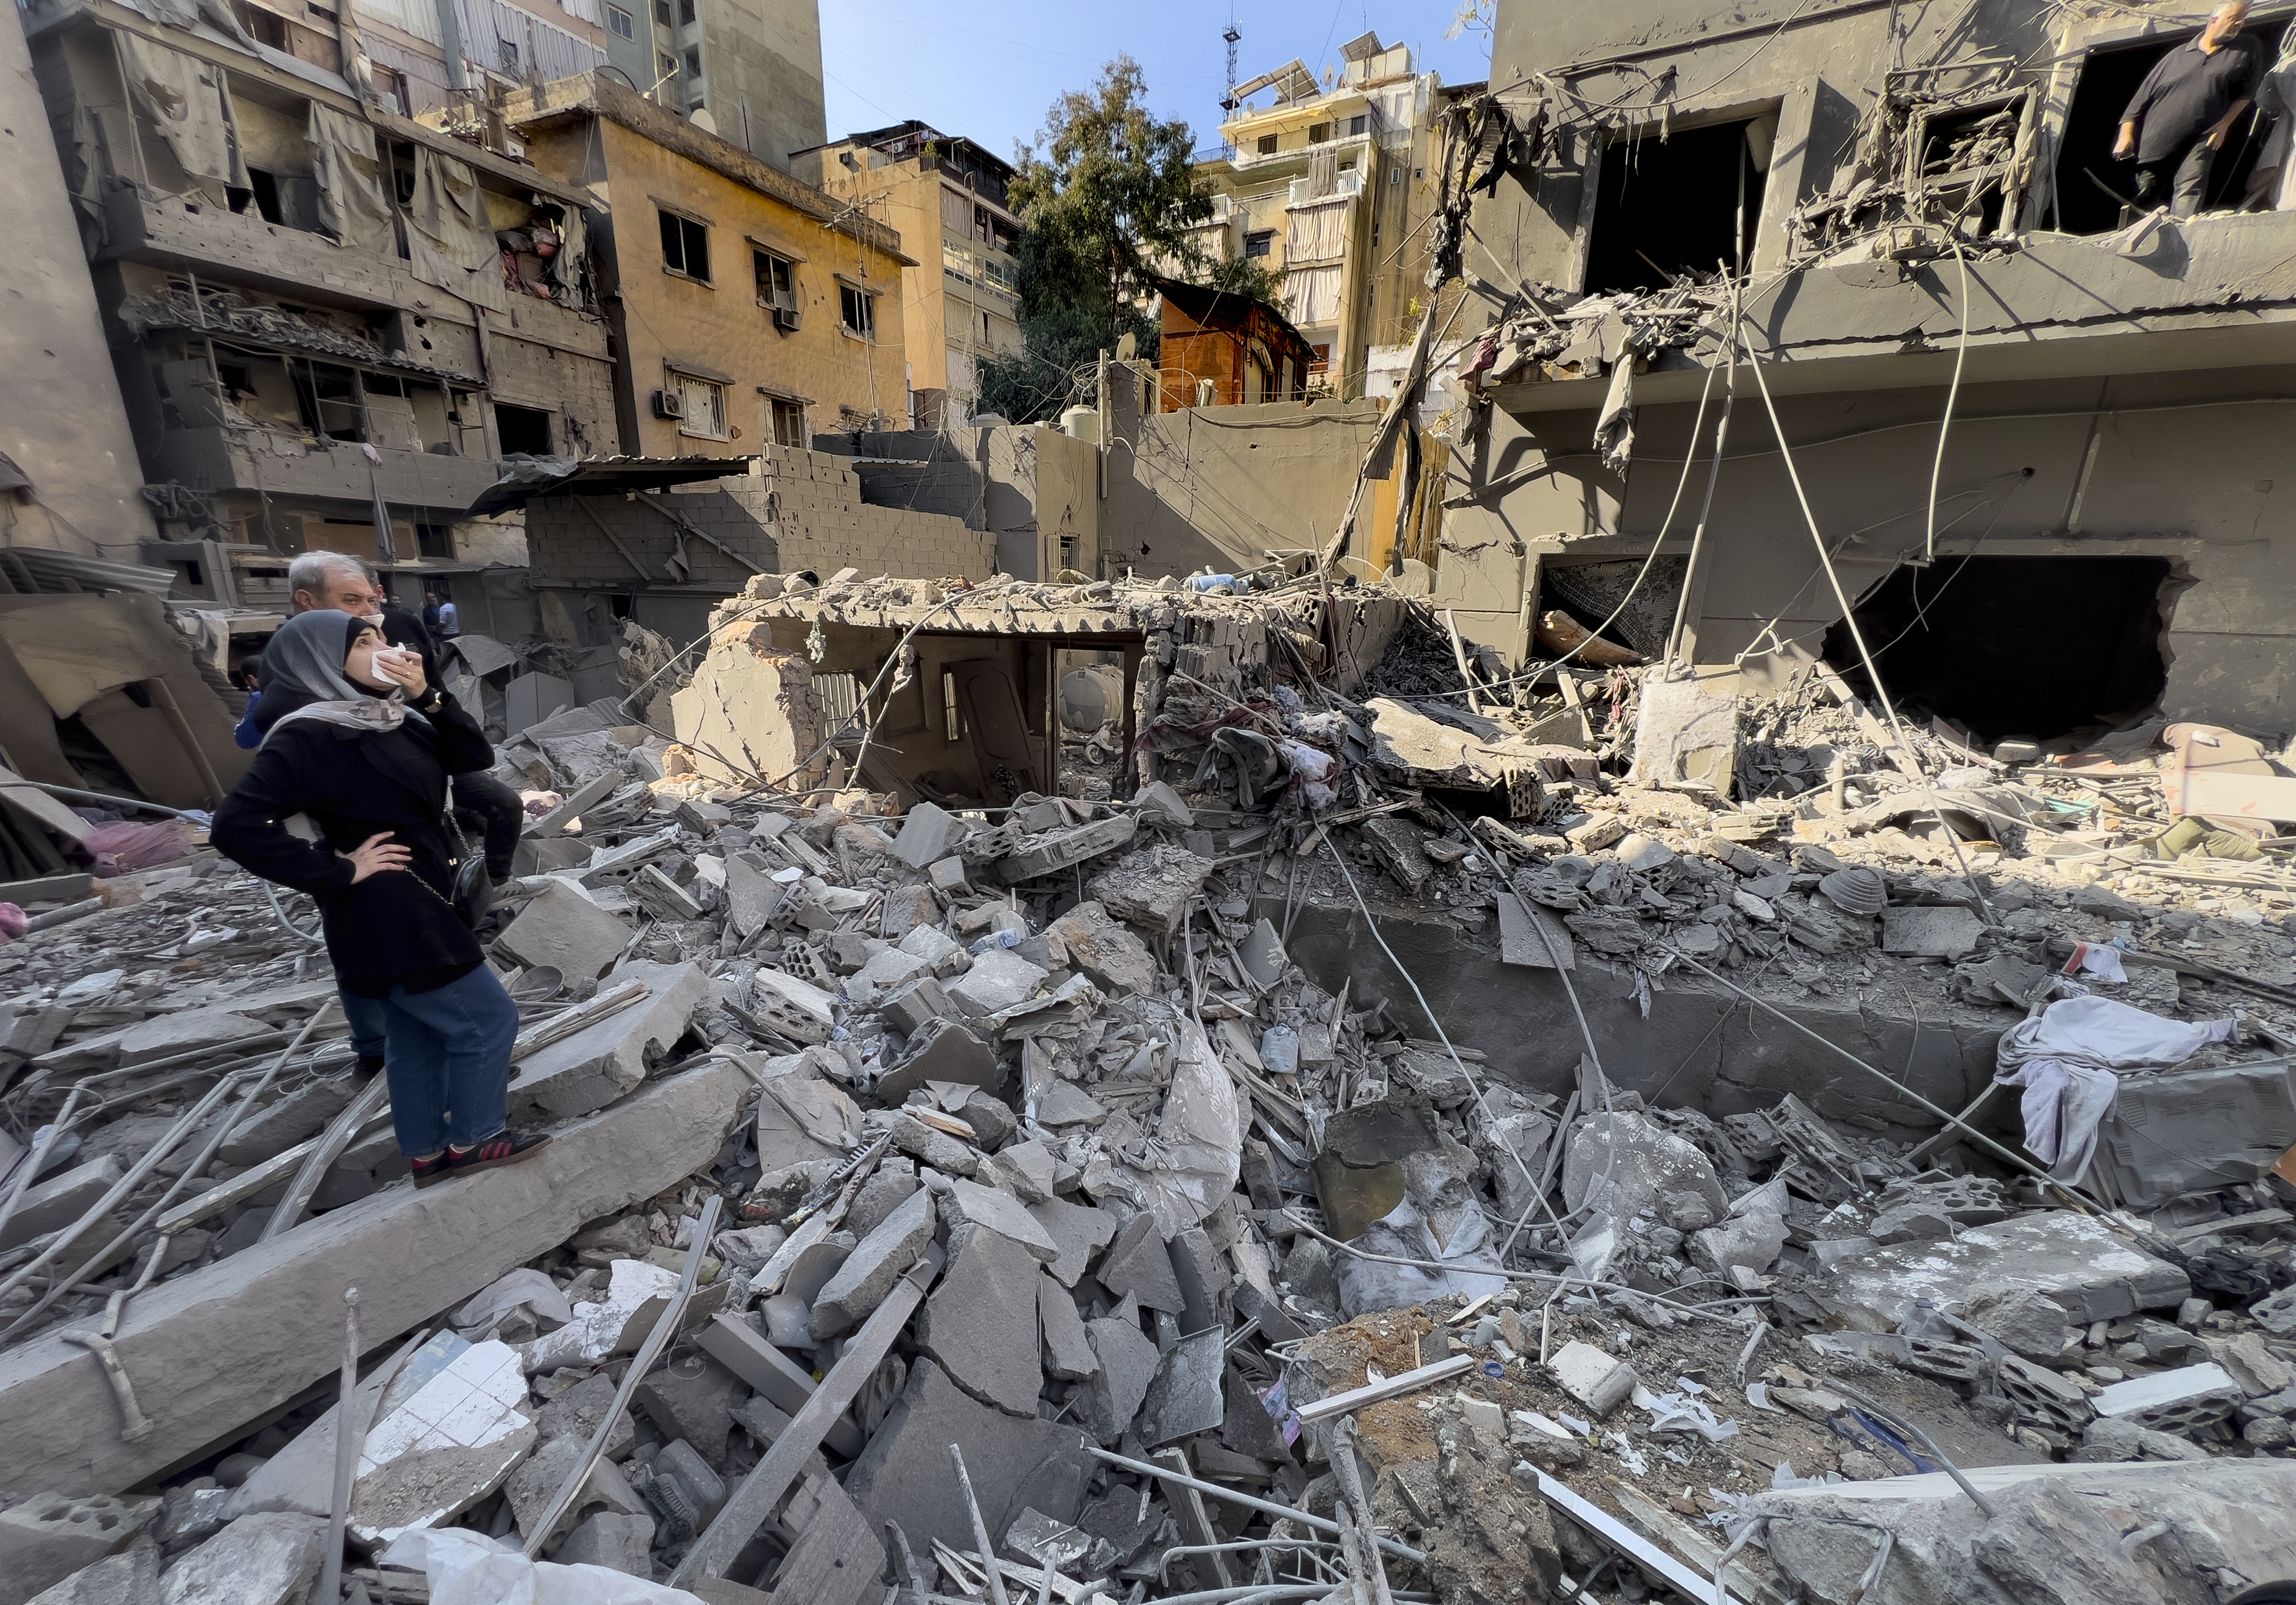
[1039,1273,1098,1382]
[0,1493,157,1605]
[809,1187,935,1339]
[217,1078,355,1167]
[156,1513,326,1605]
[1030,1196,1118,1288]
[495,881,634,981]
[532,1370,636,1460]
[349,1339,536,1547]
[1086,844,1211,935]
[507,960,710,1124]
[917,1223,1044,1415]
[0,1063,744,1498]
[891,802,957,871]
[21,1537,158,1605]
[1134,1327,1225,1445]
[0,1155,125,1253]
[505,1431,646,1549]
[1880,905,1987,960]
[875,1017,997,1103]
[1549,1340,1638,1417]
[933,1176,1059,1263]
[995,814,1138,884]
[1098,1212,1186,1312]
[947,949,1049,1016]
[843,1357,1092,1558]
[766,1469,883,1605]
[1048,901,1158,996]
[748,967,838,1046]
[1077,1313,1161,1444]
[521,1259,681,1374]
[1560,1111,1728,1225]
[722,854,786,941]
[1810,1210,2190,1333]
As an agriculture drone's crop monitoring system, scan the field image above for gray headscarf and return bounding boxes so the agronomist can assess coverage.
[256,609,421,746]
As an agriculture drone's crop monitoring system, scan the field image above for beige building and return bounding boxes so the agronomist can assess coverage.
[1187,34,1453,400]
[796,123,1024,427]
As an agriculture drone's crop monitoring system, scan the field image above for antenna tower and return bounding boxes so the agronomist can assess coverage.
[1220,20,1241,153]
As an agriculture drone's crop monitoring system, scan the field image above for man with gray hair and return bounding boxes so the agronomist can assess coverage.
[2114,1,2265,216]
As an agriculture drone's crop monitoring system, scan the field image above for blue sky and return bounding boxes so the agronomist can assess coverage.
[818,0,1495,168]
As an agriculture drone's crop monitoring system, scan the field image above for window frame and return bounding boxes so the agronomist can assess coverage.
[766,395,805,446]
[670,371,728,440]
[838,283,877,340]
[658,207,711,282]
[606,4,633,36]
[753,248,798,315]
[1243,229,1274,258]
[1255,132,1278,155]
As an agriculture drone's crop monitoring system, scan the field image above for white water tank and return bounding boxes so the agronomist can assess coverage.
[1059,404,1100,444]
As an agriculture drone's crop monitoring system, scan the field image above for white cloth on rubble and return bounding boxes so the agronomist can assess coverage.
[381,1527,704,1604]
[1993,995,2237,1184]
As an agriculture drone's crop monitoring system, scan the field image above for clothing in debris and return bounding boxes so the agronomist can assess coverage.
[1993,994,2239,1184]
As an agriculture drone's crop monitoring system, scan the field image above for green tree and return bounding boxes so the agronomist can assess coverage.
[978,57,1208,422]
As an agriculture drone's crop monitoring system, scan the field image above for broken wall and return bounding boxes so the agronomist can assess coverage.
[1100,363,1384,576]
[526,444,998,593]
[1442,360,2296,734]
[0,3,156,560]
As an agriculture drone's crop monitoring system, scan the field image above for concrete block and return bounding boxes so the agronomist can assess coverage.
[532,1370,635,1460]
[843,1358,1092,1557]
[1030,1196,1118,1288]
[0,1494,156,1605]
[844,1167,919,1238]
[723,853,786,939]
[882,976,957,1037]
[1811,1210,2189,1332]
[1549,1340,1637,1417]
[0,1156,125,1252]
[880,1113,978,1176]
[506,1432,645,1549]
[218,1079,354,1167]
[809,1187,935,1339]
[495,881,633,980]
[918,1222,1046,1415]
[0,1064,745,1499]
[634,1351,746,1468]
[157,1514,325,1605]
[1098,1213,1186,1312]
[507,960,711,1123]
[552,1511,654,1574]
[992,1138,1056,1202]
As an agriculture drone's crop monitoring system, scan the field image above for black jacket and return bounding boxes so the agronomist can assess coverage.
[212,689,494,995]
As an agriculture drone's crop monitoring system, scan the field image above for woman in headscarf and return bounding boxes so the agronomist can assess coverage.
[212,609,550,1188]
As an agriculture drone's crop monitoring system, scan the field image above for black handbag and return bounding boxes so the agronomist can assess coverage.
[445,813,493,929]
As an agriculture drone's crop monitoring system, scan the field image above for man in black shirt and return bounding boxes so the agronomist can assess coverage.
[2114,0,2266,216]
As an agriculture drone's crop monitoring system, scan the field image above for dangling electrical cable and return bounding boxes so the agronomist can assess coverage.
[1925,241,1972,563]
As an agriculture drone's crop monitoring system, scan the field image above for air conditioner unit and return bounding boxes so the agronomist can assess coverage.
[651,387,686,420]
[772,304,801,332]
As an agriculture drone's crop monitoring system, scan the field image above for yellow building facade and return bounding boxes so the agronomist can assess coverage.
[796,123,1024,426]
[511,73,912,455]
[1188,35,1455,401]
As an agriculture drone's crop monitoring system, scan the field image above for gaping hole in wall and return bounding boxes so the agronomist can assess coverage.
[2052,17,2290,234]
[1584,118,1768,294]
[1054,648,1127,802]
[495,403,554,456]
[1534,557,1687,663]
[1825,555,2171,745]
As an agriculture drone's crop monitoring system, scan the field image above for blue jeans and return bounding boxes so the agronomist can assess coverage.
[374,966,519,1157]
[342,991,388,1060]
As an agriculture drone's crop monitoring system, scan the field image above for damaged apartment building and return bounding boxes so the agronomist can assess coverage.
[1431,0,2295,753]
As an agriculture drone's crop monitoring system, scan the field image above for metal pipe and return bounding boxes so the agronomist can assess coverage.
[1085,1448,1427,1566]
[320,1287,362,1603]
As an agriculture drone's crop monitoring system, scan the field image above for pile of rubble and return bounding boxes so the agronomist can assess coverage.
[1,573,2293,1605]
